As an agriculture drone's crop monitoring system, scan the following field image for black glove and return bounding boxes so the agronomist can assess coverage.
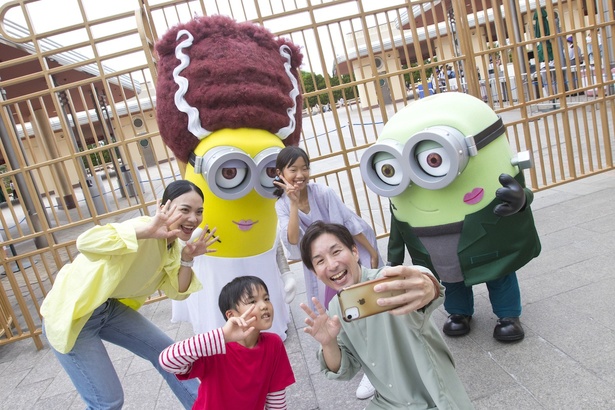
[493,174,526,217]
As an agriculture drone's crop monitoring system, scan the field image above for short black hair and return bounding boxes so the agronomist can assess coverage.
[300,221,356,271]
[218,276,270,319]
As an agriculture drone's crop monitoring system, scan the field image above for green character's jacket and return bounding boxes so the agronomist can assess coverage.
[388,173,541,286]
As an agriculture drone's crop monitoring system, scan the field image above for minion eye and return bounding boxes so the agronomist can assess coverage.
[216,159,248,189]
[260,164,277,189]
[193,146,256,200]
[253,146,282,198]
[415,142,451,177]
[373,153,403,186]
[221,168,237,179]
[359,140,410,197]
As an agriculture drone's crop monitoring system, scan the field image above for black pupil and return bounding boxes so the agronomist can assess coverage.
[426,153,442,168]
[381,164,395,178]
[221,168,237,179]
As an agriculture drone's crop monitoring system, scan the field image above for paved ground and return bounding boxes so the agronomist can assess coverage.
[0,168,614,409]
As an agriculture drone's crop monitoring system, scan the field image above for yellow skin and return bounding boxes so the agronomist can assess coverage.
[185,128,284,258]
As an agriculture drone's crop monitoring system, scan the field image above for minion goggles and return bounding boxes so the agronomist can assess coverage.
[188,147,281,200]
[360,117,531,196]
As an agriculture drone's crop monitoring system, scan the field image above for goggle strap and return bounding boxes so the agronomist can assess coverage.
[473,116,505,151]
[188,152,203,174]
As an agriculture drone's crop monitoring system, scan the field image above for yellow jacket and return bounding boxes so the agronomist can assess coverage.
[41,216,202,353]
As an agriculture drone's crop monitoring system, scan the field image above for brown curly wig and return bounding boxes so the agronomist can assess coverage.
[155,15,303,163]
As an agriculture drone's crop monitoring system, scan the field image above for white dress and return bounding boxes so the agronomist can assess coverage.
[171,239,289,340]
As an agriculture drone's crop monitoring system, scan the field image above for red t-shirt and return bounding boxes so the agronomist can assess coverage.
[178,332,295,409]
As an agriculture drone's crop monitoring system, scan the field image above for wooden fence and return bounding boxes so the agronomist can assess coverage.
[0,0,613,349]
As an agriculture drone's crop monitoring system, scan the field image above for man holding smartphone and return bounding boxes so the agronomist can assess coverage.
[299,221,473,410]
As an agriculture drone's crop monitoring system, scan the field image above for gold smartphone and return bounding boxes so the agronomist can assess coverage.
[337,276,406,322]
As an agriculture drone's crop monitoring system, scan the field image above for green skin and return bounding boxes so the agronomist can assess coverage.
[394,137,517,227]
[378,93,519,227]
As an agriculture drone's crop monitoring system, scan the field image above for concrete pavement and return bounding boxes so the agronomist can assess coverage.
[1,169,614,409]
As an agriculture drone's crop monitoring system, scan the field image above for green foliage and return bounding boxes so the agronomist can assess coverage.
[81,143,112,169]
[402,58,437,87]
[330,74,357,102]
[301,71,358,108]
[401,64,420,84]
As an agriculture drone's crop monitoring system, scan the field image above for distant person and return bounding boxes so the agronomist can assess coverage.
[447,65,456,79]
[299,222,474,410]
[429,70,438,92]
[446,65,458,91]
[566,36,583,65]
[437,66,447,91]
[9,181,17,199]
[586,31,594,64]
[160,275,295,410]
[273,146,383,400]
[566,36,583,90]
[41,180,219,409]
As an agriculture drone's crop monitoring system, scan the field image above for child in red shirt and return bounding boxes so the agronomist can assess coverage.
[159,276,295,409]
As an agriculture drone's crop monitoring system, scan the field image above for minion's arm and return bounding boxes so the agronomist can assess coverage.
[494,173,533,217]
[387,205,406,267]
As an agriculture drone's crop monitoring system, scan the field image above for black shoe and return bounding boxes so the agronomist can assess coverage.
[493,317,525,342]
[443,314,472,336]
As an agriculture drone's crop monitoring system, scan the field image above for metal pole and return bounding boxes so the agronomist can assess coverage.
[55,88,91,177]
[90,90,128,197]
[447,7,464,84]
[509,0,527,83]
[0,81,53,248]
[602,0,614,94]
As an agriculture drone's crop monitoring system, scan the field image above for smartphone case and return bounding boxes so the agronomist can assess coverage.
[337,276,405,322]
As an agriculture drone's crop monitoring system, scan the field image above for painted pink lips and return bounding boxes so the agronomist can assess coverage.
[233,219,259,231]
[463,188,484,205]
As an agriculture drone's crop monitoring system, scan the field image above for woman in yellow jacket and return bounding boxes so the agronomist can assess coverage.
[41,180,218,410]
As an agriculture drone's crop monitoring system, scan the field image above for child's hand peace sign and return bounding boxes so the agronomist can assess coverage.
[222,305,257,343]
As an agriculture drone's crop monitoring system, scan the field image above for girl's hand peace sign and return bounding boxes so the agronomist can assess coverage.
[273,175,300,204]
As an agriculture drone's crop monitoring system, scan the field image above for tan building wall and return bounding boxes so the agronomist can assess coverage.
[342,1,585,107]
[19,104,167,197]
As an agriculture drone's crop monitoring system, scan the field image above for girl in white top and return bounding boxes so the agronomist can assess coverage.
[273,146,383,310]
[274,146,384,400]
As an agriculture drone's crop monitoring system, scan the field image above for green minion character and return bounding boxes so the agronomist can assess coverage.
[360,93,540,341]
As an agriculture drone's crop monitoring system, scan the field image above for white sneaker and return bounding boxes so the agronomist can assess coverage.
[356,374,375,399]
